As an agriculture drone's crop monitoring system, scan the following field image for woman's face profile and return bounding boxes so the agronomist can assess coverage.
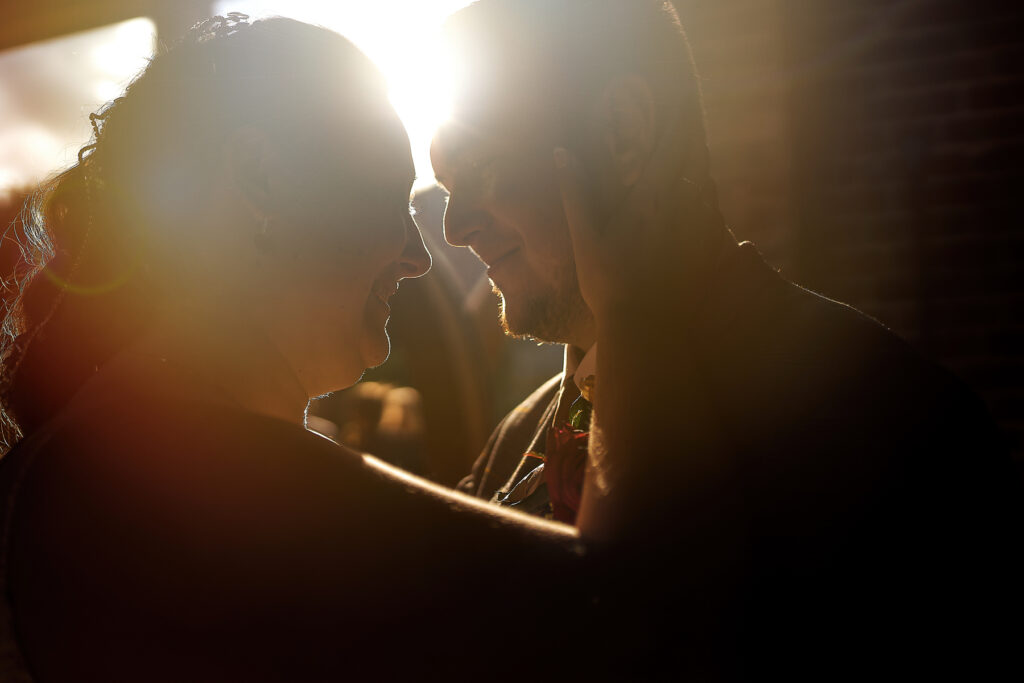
[239,106,431,398]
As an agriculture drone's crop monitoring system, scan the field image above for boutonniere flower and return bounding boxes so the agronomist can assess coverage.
[544,421,589,523]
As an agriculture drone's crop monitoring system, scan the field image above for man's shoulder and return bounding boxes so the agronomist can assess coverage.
[457,374,562,498]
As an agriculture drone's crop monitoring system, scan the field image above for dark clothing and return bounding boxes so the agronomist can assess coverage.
[457,374,562,515]
[0,352,596,682]
[464,242,1022,678]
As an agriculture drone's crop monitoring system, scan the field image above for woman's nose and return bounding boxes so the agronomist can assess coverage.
[398,213,431,279]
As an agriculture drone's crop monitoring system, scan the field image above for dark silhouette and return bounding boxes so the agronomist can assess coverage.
[435,1,1022,678]
[0,15,629,681]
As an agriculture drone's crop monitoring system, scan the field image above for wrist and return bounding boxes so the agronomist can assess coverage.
[593,292,692,344]
[591,237,738,337]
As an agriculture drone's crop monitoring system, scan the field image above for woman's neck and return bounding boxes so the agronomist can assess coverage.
[139,301,310,426]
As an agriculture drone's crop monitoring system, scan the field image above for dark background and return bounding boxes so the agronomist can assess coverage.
[678,0,1024,458]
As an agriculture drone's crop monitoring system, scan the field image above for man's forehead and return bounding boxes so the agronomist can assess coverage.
[434,98,556,163]
[432,121,496,168]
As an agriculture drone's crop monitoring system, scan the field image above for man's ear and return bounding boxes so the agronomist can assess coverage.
[224,126,276,217]
[595,75,657,188]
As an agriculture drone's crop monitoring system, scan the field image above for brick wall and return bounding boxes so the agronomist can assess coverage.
[676,0,1024,454]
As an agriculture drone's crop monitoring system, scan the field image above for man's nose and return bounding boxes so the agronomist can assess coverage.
[442,192,490,249]
[399,213,431,279]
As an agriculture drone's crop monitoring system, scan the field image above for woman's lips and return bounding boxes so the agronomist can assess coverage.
[370,281,399,314]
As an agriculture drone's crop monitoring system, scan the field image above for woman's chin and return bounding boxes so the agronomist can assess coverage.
[359,329,391,370]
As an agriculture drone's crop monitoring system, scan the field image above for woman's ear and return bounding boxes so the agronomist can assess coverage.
[224,126,276,217]
[595,75,657,188]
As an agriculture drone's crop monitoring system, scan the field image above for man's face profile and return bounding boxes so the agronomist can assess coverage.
[431,91,593,347]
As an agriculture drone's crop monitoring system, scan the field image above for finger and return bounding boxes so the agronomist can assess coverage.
[672,178,728,245]
[634,101,703,198]
[553,147,601,240]
[614,170,703,232]
[645,119,690,188]
[672,176,705,215]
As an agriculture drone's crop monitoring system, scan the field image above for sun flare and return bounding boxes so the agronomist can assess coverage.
[0,2,470,195]
[216,0,472,189]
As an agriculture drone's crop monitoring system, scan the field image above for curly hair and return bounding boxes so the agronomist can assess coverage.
[0,14,388,451]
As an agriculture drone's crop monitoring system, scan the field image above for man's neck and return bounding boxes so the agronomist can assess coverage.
[566,317,596,354]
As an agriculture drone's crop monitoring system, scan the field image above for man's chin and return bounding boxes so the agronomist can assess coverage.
[498,308,527,339]
[496,290,529,339]
[492,266,592,345]
[498,291,568,344]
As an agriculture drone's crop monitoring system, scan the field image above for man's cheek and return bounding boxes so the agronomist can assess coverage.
[492,154,552,204]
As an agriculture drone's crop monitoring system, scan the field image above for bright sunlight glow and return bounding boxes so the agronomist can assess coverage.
[0,4,470,195]
[0,17,156,194]
[216,0,473,189]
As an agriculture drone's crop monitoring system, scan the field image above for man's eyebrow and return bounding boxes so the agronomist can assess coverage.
[432,128,485,190]
[436,132,474,168]
[432,140,465,191]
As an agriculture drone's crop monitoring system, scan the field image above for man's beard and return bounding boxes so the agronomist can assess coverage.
[495,265,590,344]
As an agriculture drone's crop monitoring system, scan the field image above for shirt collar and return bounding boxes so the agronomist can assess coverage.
[562,344,597,396]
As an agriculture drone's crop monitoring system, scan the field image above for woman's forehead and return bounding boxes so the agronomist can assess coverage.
[302,109,413,186]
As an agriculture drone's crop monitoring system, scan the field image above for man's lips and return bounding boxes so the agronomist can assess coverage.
[483,248,520,273]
